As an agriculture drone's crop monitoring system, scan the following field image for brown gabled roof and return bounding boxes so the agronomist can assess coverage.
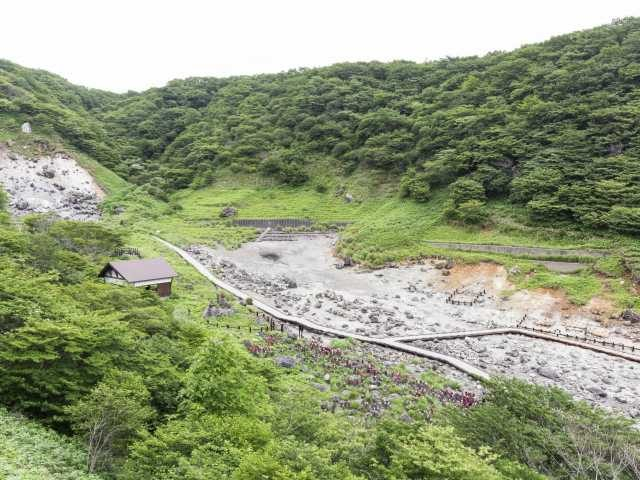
[100,258,177,283]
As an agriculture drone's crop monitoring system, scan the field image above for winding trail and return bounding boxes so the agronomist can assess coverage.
[153,236,491,381]
[153,236,640,382]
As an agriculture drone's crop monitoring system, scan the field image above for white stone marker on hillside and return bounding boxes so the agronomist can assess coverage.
[21,122,32,134]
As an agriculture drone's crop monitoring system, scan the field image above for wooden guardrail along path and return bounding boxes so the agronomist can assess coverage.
[390,328,640,363]
[153,236,639,381]
[152,236,490,381]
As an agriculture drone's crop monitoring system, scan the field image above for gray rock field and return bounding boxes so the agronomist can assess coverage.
[0,145,104,220]
[187,235,640,417]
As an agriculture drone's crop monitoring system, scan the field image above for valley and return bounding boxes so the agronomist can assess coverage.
[2,15,640,480]
[185,235,640,416]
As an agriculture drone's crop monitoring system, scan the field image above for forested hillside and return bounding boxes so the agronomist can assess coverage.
[2,18,640,234]
[2,17,640,479]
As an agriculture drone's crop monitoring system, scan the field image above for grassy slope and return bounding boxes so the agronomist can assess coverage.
[0,407,100,480]
[146,173,638,309]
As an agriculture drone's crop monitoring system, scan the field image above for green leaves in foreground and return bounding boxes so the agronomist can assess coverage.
[65,371,154,473]
[445,378,640,479]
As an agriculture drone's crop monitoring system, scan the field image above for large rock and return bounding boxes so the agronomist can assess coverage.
[219,206,237,218]
[39,165,55,178]
[275,356,296,369]
[587,385,607,398]
[538,367,560,379]
[621,309,640,324]
[281,276,297,289]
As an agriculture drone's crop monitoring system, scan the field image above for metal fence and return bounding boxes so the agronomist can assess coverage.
[232,218,351,229]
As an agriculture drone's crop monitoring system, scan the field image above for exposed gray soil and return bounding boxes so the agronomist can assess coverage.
[421,335,640,417]
[0,145,104,220]
[187,235,640,417]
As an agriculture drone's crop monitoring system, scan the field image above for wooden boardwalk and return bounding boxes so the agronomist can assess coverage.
[153,236,640,381]
[153,236,490,381]
[391,328,640,363]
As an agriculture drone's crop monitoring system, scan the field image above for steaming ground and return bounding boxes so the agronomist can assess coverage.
[189,235,640,417]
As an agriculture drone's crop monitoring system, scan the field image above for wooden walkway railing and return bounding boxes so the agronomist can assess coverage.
[390,327,640,363]
[152,236,640,381]
[152,236,490,381]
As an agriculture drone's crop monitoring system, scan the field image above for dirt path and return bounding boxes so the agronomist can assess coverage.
[426,241,608,258]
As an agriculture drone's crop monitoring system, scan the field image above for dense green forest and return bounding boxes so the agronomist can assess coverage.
[3,18,640,234]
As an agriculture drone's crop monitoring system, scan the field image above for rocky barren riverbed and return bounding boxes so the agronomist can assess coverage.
[188,235,640,417]
[0,144,104,220]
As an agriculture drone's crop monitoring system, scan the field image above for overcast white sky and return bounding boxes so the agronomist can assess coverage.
[2,0,639,92]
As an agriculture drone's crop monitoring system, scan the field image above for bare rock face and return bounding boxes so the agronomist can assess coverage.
[0,146,105,221]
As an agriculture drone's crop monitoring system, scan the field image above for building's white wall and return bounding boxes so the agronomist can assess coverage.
[131,279,172,287]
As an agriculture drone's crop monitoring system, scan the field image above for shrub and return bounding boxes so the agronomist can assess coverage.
[456,199,489,225]
[449,178,486,206]
[400,168,431,202]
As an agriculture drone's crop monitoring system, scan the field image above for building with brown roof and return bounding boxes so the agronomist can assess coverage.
[99,257,177,297]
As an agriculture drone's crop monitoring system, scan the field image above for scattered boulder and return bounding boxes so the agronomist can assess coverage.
[587,386,607,398]
[281,276,297,289]
[219,206,237,218]
[538,367,560,379]
[508,266,521,275]
[275,356,296,369]
[202,301,234,319]
[260,251,280,261]
[621,309,640,324]
[39,165,55,178]
[344,193,353,203]
[399,410,413,423]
